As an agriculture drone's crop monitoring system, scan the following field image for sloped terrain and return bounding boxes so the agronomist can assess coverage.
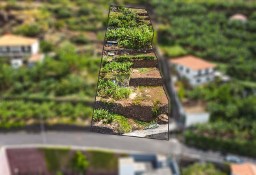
[91,6,169,139]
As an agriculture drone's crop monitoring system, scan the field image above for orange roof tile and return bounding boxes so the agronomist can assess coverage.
[170,55,216,70]
[0,34,38,46]
[231,163,256,175]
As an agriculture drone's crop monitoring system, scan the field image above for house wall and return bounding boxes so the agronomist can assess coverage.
[174,64,215,86]
[185,112,210,127]
[0,41,39,58]
[31,41,39,55]
[0,148,11,175]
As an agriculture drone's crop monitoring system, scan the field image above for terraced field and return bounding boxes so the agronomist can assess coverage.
[91,6,169,140]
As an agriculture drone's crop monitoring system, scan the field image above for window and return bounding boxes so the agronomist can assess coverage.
[197,78,201,83]
[198,70,201,75]
[1,47,6,52]
[205,69,209,74]
[186,68,190,73]
[180,66,183,71]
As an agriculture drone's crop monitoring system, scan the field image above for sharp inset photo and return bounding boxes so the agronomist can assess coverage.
[91,6,169,140]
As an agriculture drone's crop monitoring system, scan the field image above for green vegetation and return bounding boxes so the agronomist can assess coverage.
[88,150,118,171]
[108,7,140,28]
[71,151,90,174]
[151,0,256,156]
[0,44,100,98]
[152,100,161,117]
[93,109,154,133]
[93,109,132,133]
[93,109,113,124]
[185,82,256,156]
[182,163,227,175]
[113,115,132,133]
[160,45,187,57]
[106,25,153,49]
[0,100,92,128]
[15,23,44,37]
[185,120,256,157]
[153,0,256,82]
[41,148,120,174]
[97,79,132,100]
[101,61,133,73]
[115,55,155,62]
[42,148,70,172]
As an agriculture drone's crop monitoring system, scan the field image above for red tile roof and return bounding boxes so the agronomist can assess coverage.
[231,163,256,175]
[170,55,216,70]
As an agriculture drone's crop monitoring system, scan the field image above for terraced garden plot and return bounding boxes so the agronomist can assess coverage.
[129,68,163,86]
[91,6,169,140]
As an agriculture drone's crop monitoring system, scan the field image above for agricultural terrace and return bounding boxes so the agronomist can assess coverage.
[92,6,169,139]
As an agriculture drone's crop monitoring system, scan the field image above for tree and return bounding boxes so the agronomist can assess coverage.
[72,151,89,175]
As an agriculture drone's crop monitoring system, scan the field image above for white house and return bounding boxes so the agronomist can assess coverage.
[171,55,216,86]
[118,154,175,175]
[0,34,43,68]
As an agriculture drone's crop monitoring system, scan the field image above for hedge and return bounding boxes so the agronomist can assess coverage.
[184,130,256,157]
[115,55,155,62]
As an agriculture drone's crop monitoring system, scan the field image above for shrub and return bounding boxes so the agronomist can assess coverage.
[40,40,54,53]
[54,7,73,18]
[93,109,113,124]
[71,151,89,174]
[160,45,187,57]
[115,55,155,62]
[106,25,153,49]
[101,62,133,73]
[182,163,226,175]
[71,34,89,45]
[97,79,131,100]
[15,23,43,37]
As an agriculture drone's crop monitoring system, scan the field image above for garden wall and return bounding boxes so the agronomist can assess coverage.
[129,77,163,86]
[95,100,168,122]
[132,60,157,68]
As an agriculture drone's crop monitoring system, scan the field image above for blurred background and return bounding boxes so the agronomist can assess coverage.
[0,0,255,174]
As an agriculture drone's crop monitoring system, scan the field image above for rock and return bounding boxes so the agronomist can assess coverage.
[157,114,168,124]
[129,92,137,99]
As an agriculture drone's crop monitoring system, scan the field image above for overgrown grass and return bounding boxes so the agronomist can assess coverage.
[87,150,118,171]
[93,109,113,124]
[101,61,133,73]
[113,115,132,133]
[115,55,155,62]
[160,45,187,57]
[41,147,70,172]
[97,79,132,100]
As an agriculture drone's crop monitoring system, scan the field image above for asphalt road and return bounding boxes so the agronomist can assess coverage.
[0,131,255,164]
[0,131,180,155]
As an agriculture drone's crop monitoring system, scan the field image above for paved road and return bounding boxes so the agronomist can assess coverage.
[0,131,180,155]
[0,131,255,164]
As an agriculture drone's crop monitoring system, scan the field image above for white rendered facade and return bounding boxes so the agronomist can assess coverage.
[0,35,40,68]
[174,64,215,86]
